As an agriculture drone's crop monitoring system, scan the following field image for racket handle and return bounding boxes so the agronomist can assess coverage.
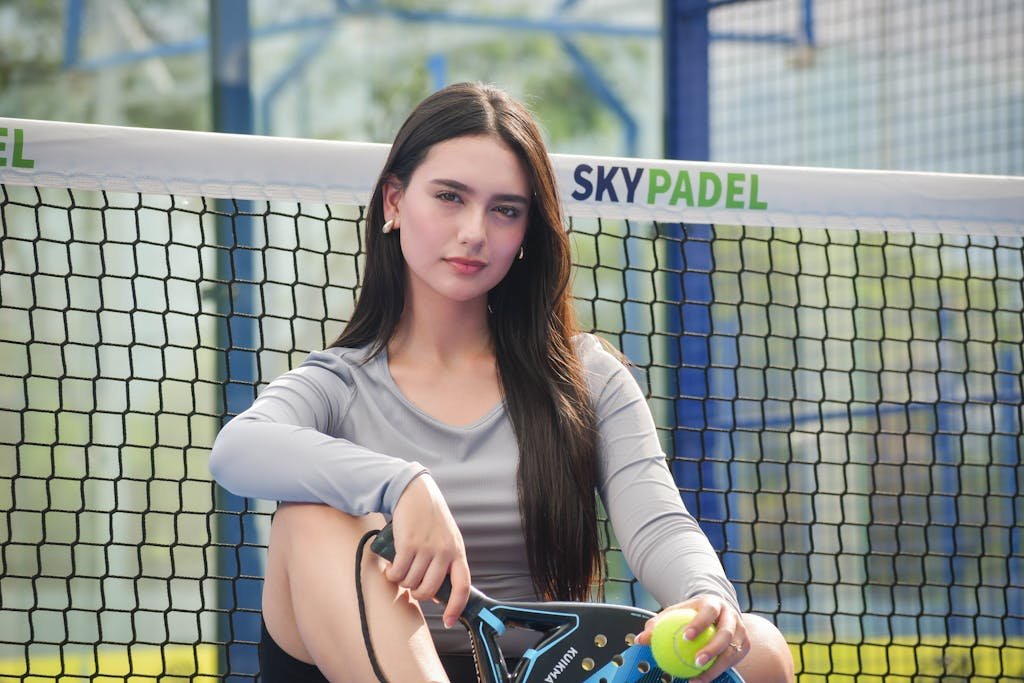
[370,522,453,603]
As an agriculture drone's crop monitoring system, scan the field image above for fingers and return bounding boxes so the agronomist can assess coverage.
[639,599,751,683]
[634,617,655,646]
[687,610,750,683]
[415,557,450,602]
[384,548,429,591]
[383,542,469,629]
[443,558,472,628]
[384,475,470,626]
[384,541,459,598]
[635,600,717,646]
[685,603,720,640]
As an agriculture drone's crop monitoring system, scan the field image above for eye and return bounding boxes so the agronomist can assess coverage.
[494,205,522,219]
[436,191,462,203]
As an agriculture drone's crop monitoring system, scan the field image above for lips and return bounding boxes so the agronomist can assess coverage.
[445,257,486,274]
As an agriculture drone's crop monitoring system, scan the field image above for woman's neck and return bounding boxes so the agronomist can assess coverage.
[385,294,502,427]
[388,294,493,365]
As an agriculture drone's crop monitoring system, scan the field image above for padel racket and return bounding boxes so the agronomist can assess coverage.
[371,523,743,683]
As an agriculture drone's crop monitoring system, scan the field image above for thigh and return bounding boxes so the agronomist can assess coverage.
[263,503,448,682]
[262,504,383,664]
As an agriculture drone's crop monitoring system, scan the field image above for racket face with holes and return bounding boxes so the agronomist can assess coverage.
[470,599,743,683]
[493,599,653,682]
[369,524,741,683]
[582,644,678,682]
[579,644,744,683]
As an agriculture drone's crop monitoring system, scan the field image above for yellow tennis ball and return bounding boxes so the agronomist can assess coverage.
[650,608,716,679]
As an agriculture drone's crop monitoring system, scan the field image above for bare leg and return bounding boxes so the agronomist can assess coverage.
[732,613,795,683]
[262,503,450,683]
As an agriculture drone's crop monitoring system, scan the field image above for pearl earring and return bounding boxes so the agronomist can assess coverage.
[382,219,395,234]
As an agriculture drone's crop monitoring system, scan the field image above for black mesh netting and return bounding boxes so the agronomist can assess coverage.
[1,184,1021,681]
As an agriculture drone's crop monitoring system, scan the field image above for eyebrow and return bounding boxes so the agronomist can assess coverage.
[430,178,530,205]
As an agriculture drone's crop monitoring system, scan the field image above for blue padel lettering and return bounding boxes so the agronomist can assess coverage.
[595,165,619,201]
[571,163,594,201]
[621,166,643,202]
[570,164,644,203]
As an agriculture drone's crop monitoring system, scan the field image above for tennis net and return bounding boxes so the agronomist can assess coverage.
[1,118,1022,682]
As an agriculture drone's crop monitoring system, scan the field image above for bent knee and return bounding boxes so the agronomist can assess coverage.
[737,613,795,683]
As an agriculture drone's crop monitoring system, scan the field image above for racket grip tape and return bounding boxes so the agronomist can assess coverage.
[370,522,453,603]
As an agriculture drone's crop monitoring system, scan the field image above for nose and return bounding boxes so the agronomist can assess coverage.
[456,208,487,249]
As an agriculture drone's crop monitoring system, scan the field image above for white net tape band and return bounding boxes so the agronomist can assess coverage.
[1,116,1022,235]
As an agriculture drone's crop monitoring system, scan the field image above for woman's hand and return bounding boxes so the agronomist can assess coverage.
[387,474,470,629]
[634,595,749,683]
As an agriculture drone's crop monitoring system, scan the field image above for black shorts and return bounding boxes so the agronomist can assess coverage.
[259,621,327,682]
[259,621,515,682]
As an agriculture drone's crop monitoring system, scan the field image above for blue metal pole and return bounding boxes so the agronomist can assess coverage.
[663,0,731,565]
[211,1,260,680]
[428,52,448,92]
[996,346,1022,641]
[62,0,84,69]
[664,0,709,163]
[801,0,815,45]
[69,4,809,74]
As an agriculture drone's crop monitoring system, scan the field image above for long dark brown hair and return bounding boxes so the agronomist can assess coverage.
[333,82,601,600]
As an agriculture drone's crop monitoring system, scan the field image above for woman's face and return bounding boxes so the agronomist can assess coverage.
[384,134,530,309]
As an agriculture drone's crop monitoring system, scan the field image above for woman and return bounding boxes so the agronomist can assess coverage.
[209,82,794,683]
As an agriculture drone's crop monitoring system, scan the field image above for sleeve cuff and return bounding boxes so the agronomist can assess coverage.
[381,463,431,515]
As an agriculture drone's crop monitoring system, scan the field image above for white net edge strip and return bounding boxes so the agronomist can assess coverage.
[1,116,1022,236]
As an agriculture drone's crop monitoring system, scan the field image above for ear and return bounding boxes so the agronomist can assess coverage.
[381,175,404,222]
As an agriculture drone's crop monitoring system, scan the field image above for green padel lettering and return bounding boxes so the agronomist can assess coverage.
[698,171,722,207]
[669,169,693,207]
[0,128,35,169]
[646,167,767,210]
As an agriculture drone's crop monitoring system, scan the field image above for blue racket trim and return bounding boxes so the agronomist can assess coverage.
[715,670,744,683]
[490,606,580,681]
[473,620,505,681]
[477,607,507,635]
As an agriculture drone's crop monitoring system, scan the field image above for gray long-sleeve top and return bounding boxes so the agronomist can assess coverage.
[209,333,739,653]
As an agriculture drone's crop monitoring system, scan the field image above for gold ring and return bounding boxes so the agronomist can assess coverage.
[730,640,743,654]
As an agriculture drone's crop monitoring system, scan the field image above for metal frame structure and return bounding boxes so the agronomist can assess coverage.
[209,3,260,679]
[58,1,816,677]
[661,0,813,569]
[62,0,814,155]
